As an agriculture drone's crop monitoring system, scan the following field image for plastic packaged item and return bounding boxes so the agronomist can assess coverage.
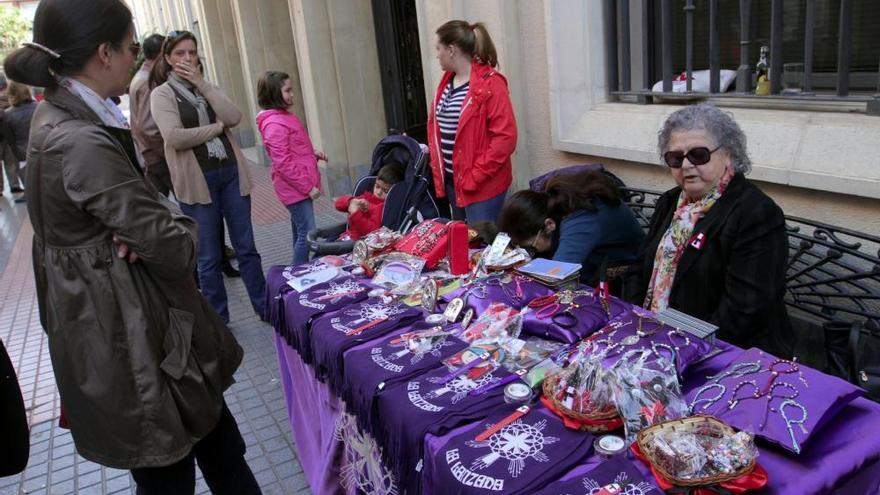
[611,351,689,445]
[371,253,425,290]
[461,302,522,343]
[524,357,562,388]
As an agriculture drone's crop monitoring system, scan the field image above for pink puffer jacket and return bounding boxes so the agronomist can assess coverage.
[256,109,321,205]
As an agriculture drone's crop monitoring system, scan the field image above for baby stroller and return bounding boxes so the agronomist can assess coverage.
[307,134,441,255]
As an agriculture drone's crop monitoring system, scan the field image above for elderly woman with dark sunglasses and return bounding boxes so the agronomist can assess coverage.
[629,103,794,358]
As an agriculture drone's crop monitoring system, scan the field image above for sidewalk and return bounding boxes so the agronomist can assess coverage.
[0,153,344,495]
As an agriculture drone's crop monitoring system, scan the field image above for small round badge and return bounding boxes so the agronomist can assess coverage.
[425,314,446,325]
[594,435,625,459]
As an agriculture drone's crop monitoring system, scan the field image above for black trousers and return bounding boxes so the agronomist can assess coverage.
[130,404,261,495]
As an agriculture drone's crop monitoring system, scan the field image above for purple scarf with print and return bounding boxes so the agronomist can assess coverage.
[427,405,594,495]
[308,298,421,395]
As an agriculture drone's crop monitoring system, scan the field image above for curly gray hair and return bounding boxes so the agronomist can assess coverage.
[657,103,752,174]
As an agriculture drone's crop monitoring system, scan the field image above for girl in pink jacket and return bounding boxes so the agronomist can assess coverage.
[256,70,326,264]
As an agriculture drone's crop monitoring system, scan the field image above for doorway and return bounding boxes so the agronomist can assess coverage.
[372,0,428,144]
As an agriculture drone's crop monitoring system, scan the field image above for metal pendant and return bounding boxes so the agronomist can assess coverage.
[443,297,465,322]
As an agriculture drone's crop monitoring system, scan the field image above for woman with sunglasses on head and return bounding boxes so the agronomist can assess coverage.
[150,30,267,323]
[498,170,644,284]
[630,102,793,357]
[4,1,259,493]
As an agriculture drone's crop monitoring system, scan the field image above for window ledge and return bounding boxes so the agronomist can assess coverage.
[544,1,880,200]
[552,102,880,200]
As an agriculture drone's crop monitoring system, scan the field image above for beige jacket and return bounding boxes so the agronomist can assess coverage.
[150,79,252,204]
[128,62,165,168]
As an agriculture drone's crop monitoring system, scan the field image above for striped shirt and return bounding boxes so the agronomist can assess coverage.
[435,79,469,174]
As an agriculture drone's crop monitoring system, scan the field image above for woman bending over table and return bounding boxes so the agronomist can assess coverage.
[630,103,794,357]
[498,169,644,284]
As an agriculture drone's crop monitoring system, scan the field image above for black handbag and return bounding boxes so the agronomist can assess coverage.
[824,318,880,401]
[0,338,29,476]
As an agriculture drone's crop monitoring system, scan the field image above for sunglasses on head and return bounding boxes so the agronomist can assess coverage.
[663,144,723,168]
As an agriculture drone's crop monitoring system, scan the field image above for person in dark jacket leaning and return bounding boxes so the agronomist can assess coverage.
[498,169,645,284]
[4,1,260,493]
[630,103,794,358]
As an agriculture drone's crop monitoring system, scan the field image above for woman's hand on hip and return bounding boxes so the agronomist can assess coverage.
[309,187,321,201]
[314,150,328,162]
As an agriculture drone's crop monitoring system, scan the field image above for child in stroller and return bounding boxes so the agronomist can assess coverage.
[307,134,441,256]
[334,162,405,240]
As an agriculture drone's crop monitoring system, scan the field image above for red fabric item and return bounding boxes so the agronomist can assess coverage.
[447,221,470,275]
[427,61,517,208]
[335,192,385,240]
[394,220,449,268]
[629,442,769,494]
[540,396,624,431]
[58,404,69,429]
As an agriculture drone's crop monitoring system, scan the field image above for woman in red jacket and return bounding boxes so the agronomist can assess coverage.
[427,20,517,223]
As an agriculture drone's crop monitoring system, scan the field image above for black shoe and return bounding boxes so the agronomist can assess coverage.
[224,245,236,259]
[222,260,241,278]
[10,186,23,193]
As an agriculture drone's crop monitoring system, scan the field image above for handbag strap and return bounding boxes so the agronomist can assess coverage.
[847,319,864,381]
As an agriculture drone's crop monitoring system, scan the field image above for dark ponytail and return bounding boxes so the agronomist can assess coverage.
[149,31,198,89]
[3,0,132,88]
[436,20,498,68]
[498,170,622,245]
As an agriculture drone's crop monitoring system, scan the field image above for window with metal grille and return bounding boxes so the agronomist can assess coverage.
[606,0,880,114]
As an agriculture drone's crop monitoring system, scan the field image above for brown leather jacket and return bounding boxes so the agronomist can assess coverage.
[26,86,243,469]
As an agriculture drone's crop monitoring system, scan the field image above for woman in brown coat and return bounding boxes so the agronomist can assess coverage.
[4,1,260,493]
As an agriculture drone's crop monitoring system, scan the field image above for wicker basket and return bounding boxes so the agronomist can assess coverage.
[542,372,619,432]
[636,415,757,487]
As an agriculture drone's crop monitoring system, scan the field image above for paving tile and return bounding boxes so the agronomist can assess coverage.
[76,469,102,488]
[104,474,131,493]
[48,480,75,495]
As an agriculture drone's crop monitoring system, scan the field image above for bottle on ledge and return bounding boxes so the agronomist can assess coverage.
[755,45,770,96]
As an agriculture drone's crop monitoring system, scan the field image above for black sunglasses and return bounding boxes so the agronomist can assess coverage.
[663,144,723,168]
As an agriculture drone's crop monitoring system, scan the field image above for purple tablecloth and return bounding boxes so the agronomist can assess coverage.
[270,266,880,495]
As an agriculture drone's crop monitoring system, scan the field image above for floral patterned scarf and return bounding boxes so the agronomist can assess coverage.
[645,166,735,312]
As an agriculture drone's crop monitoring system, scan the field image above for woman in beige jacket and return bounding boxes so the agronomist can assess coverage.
[150,31,266,323]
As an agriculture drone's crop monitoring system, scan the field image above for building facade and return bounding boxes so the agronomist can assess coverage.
[125,0,880,233]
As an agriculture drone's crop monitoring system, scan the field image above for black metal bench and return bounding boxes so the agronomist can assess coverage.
[621,187,880,369]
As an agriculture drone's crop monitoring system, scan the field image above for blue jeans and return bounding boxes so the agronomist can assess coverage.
[444,179,466,221]
[286,199,315,265]
[465,190,507,224]
[179,166,266,322]
[445,175,507,224]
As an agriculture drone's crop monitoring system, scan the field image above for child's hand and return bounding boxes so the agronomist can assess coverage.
[347,199,361,215]
[314,150,328,162]
[358,200,369,212]
[308,187,321,200]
